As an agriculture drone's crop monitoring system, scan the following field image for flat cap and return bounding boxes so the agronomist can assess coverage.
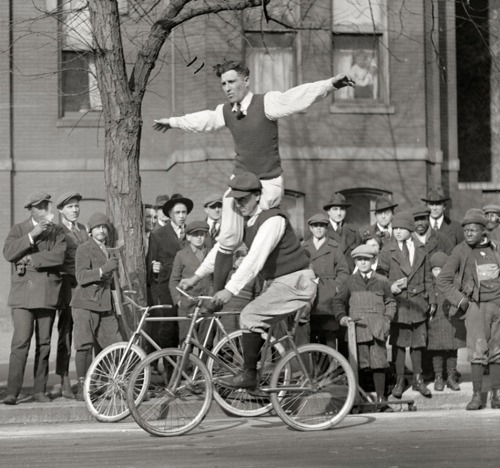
[186,220,210,235]
[421,187,450,203]
[482,204,500,215]
[155,194,170,208]
[461,208,487,227]
[371,196,398,212]
[88,212,109,231]
[323,193,351,210]
[351,244,377,259]
[226,172,262,199]
[56,191,82,209]
[308,214,329,225]
[24,192,52,209]
[412,205,431,219]
[430,252,448,269]
[392,211,415,232]
[204,193,223,208]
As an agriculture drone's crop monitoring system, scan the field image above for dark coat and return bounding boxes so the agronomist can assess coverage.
[327,222,361,272]
[70,238,114,312]
[359,223,393,249]
[377,237,435,324]
[413,229,454,257]
[436,216,464,246]
[3,218,66,309]
[302,237,349,320]
[147,221,185,305]
[59,221,89,277]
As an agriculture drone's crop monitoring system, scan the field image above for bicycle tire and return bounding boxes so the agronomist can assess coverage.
[269,344,356,431]
[127,348,213,437]
[206,330,288,417]
[84,341,150,422]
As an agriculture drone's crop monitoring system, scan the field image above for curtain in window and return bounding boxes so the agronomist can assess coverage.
[246,48,294,94]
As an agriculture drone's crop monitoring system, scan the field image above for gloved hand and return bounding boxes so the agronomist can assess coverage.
[101,257,119,274]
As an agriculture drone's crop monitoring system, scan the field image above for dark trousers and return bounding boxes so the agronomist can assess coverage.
[7,308,55,396]
[56,275,76,376]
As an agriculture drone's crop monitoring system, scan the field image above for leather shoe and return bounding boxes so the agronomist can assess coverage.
[34,392,52,403]
[466,391,483,410]
[491,389,500,409]
[3,394,17,405]
[219,369,257,389]
[412,374,432,398]
[62,377,75,399]
[446,375,460,391]
[376,396,394,413]
[434,374,445,392]
[391,376,405,399]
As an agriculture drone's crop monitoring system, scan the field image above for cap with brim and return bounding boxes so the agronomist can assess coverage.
[412,205,431,219]
[421,187,450,203]
[392,211,415,232]
[56,191,82,209]
[226,173,262,199]
[482,204,500,215]
[162,193,194,216]
[461,208,487,227]
[430,252,448,269]
[88,212,109,231]
[371,196,398,212]
[323,193,351,210]
[24,192,52,209]
[203,194,223,208]
[351,244,377,259]
[308,214,329,225]
[186,220,209,235]
[155,194,170,209]
[143,203,154,210]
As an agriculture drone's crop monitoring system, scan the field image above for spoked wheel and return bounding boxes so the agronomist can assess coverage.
[84,342,150,422]
[127,348,213,437]
[269,344,356,431]
[207,331,288,417]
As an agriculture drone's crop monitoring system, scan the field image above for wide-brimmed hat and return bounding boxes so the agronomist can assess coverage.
[323,193,350,210]
[392,211,415,232]
[226,173,262,198]
[162,193,194,216]
[56,191,82,209]
[412,205,431,219]
[88,212,109,231]
[24,192,52,209]
[307,213,329,225]
[421,187,450,203]
[461,208,487,227]
[371,196,398,212]
[186,220,210,235]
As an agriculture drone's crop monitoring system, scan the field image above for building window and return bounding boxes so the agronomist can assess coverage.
[244,32,296,93]
[331,0,391,113]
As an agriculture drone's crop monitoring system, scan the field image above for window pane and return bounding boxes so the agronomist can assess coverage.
[333,0,384,32]
[62,0,92,50]
[61,51,90,113]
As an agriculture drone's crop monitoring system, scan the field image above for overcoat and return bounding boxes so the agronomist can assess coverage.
[327,222,361,272]
[436,216,465,246]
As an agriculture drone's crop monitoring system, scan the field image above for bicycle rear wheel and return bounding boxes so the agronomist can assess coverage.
[127,348,213,437]
[207,331,288,417]
[84,342,149,422]
[269,344,356,431]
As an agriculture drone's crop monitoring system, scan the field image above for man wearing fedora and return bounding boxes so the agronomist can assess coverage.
[422,187,464,246]
[323,192,361,272]
[3,192,67,405]
[483,204,500,243]
[52,191,89,399]
[360,196,398,250]
[153,194,170,230]
[147,193,193,350]
[203,194,223,249]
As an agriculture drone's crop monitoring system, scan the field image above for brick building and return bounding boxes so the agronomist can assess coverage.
[0,0,497,325]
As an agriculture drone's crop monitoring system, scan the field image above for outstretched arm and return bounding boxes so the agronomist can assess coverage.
[153,105,226,133]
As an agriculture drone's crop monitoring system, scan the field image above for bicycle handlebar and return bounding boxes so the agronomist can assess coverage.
[175,287,213,302]
[122,290,172,311]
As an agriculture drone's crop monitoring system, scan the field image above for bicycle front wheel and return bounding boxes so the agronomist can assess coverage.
[269,344,356,431]
[127,348,213,437]
[84,342,150,422]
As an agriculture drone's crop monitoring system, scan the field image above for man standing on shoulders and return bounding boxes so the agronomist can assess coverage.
[203,194,223,249]
[360,196,398,250]
[51,191,88,400]
[2,193,66,405]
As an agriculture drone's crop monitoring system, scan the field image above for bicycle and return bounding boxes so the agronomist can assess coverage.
[126,289,357,436]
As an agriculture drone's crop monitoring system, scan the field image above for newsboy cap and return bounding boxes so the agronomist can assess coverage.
[226,172,262,199]
[186,220,210,235]
[482,204,500,215]
[88,212,109,231]
[412,205,431,219]
[323,193,351,210]
[307,214,329,225]
[351,244,377,259]
[392,211,415,232]
[162,193,194,216]
[371,196,398,212]
[430,252,448,269]
[56,191,82,209]
[421,187,450,203]
[461,208,487,227]
[203,194,223,208]
[24,192,52,209]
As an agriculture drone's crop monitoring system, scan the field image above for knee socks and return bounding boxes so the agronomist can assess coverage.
[373,370,386,398]
[75,349,93,379]
[471,363,484,393]
[410,348,422,375]
[394,347,406,377]
[242,332,264,372]
[489,363,500,390]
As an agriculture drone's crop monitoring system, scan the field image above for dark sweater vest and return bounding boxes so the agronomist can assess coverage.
[244,209,310,280]
[223,94,282,180]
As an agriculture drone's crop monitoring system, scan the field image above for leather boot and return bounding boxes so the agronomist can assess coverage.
[412,373,431,397]
[391,376,405,399]
[75,377,85,402]
[434,374,445,392]
[466,391,483,410]
[491,389,500,409]
[218,369,258,389]
[446,374,460,391]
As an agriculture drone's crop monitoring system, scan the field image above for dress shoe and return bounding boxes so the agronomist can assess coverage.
[49,384,63,399]
[219,369,257,389]
[434,374,445,392]
[412,374,431,398]
[446,375,460,391]
[491,389,500,409]
[34,392,52,403]
[75,377,85,402]
[466,391,483,410]
[376,396,394,413]
[391,376,405,399]
[3,394,17,405]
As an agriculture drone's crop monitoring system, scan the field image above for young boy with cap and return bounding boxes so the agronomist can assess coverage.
[333,244,396,411]
[203,194,223,249]
[377,211,436,398]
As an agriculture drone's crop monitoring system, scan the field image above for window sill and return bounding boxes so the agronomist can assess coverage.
[330,104,395,115]
[57,111,103,128]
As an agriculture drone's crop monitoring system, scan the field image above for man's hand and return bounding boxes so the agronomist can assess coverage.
[391,282,402,295]
[212,289,233,308]
[30,219,52,240]
[153,119,172,133]
[179,275,200,291]
[332,73,356,90]
[101,258,119,274]
[429,304,437,319]
[339,316,352,327]
[151,260,161,274]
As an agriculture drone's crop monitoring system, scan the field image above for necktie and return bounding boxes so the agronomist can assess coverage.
[194,248,205,263]
[234,102,244,120]
[210,222,218,239]
[433,219,439,230]
[363,274,369,284]
[402,241,410,262]
[71,223,82,244]
[178,225,185,240]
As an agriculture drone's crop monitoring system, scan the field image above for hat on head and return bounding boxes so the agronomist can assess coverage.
[226,172,262,199]
[351,244,377,259]
[56,191,82,209]
[88,212,109,231]
[203,193,223,208]
[421,187,450,203]
[461,208,487,227]
[430,252,448,269]
[323,193,351,210]
[24,192,52,209]
[185,220,209,235]
[155,194,170,209]
[482,204,500,215]
[392,211,415,232]
[371,196,398,212]
[143,203,154,210]
[412,205,431,219]
[308,213,329,225]
[162,193,194,216]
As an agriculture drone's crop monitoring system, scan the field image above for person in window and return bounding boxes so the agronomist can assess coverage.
[348,51,377,99]
[154,60,355,296]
